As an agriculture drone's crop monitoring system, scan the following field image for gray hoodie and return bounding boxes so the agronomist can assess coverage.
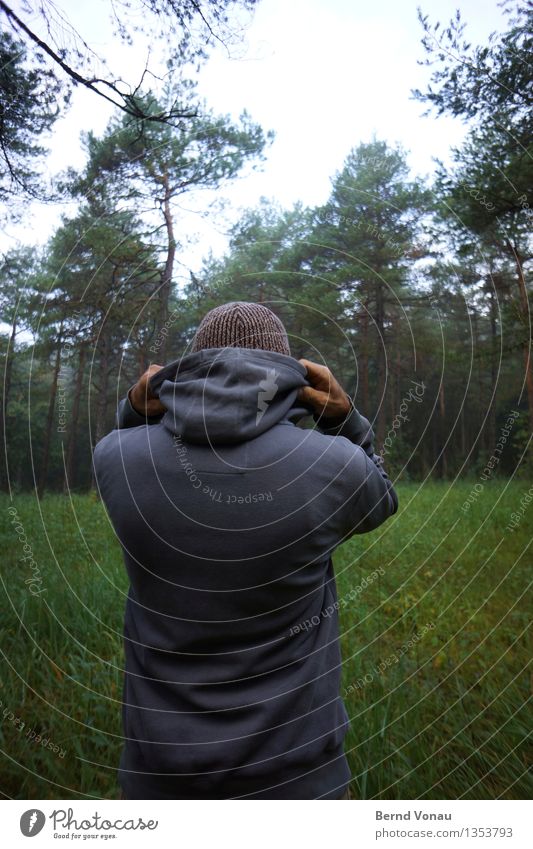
[93,347,398,799]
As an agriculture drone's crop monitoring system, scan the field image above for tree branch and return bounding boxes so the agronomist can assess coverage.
[0,0,197,124]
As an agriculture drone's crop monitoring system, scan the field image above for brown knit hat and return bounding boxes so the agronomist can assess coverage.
[191,301,291,356]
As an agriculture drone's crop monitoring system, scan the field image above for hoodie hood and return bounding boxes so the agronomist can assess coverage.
[148,347,312,445]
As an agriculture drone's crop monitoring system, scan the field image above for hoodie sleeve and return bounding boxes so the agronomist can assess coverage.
[315,397,399,535]
[116,387,165,429]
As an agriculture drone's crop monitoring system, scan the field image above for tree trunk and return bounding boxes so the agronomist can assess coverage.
[471,307,484,451]
[37,329,63,499]
[432,424,438,480]
[375,282,386,448]
[158,172,176,363]
[64,343,86,492]
[392,322,401,421]
[291,311,305,360]
[489,286,498,450]
[439,381,447,479]
[0,311,17,491]
[95,332,111,446]
[360,299,369,412]
[139,347,147,374]
[511,244,533,433]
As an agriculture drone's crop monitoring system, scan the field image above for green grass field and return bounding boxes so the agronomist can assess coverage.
[0,482,531,799]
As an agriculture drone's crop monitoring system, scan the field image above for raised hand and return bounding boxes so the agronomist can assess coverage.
[297,358,352,425]
[129,364,165,417]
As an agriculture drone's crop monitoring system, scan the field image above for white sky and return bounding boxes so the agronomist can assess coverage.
[2,0,509,285]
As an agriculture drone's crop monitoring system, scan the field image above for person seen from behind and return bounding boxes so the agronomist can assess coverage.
[93,301,398,800]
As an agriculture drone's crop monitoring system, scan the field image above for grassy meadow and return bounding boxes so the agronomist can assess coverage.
[0,482,531,799]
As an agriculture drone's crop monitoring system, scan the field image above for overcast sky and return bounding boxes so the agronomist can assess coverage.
[3,0,509,283]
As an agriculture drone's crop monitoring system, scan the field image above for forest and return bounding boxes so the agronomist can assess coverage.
[1,0,531,493]
[1,0,532,805]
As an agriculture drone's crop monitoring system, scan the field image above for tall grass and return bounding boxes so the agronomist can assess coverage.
[0,482,531,799]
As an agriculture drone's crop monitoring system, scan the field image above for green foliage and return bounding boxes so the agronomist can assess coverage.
[62,87,272,361]
[73,92,272,209]
[433,122,532,249]
[0,0,260,154]
[2,4,531,492]
[414,1,532,448]
[414,2,532,127]
[0,30,64,211]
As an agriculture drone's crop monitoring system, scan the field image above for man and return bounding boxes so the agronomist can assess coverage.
[93,301,398,800]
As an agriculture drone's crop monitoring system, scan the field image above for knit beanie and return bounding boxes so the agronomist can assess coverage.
[190,301,291,356]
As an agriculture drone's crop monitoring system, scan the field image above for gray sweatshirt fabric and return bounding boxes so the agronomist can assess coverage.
[93,347,398,799]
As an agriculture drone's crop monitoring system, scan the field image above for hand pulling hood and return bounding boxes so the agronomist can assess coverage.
[148,347,313,444]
